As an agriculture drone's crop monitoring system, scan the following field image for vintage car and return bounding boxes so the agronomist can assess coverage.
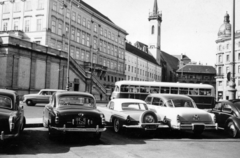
[98,98,164,133]
[42,91,106,139]
[145,94,218,135]
[0,89,25,141]
[209,100,240,138]
[23,89,65,106]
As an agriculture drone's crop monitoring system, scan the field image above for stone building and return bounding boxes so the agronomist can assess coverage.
[215,12,240,100]
[0,0,127,98]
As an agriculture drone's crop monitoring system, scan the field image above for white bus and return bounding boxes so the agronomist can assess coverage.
[111,81,215,109]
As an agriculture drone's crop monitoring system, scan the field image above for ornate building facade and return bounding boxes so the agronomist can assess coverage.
[0,0,128,96]
[215,12,240,100]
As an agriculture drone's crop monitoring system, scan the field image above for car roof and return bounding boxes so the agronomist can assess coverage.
[111,98,146,104]
[0,89,16,95]
[40,89,65,91]
[147,94,192,100]
[55,91,94,97]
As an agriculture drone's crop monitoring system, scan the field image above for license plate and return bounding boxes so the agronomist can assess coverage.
[76,117,85,126]
[193,125,205,131]
[145,125,157,130]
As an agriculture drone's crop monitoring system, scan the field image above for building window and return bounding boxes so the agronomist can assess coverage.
[104,29,107,37]
[100,41,103,51]
[83,18,86,27]
[86,52,90,62]
[13,2,21,12]
[72,12,76,21]
[86,34,90,47]
[65,24,69,38]
[70,47,74,58]
[93,38,97,49]
[51,20,56,33]
[93,54,96,63]
[218,55,222,63]
[151,25,154,34]
[25,0,32,11]
[76,30,80,43]
[100,28,103,35]
[25,20,30,32]
[87,20,90,29]
[77,15,81,24]
[108,31,111,39]
[103,42,106,52]
[81,49,85,61]
[71,27,75,40]
[226,54,229,62]
[3,21,8,31]
[238,65,240,74]
[58,22,62,35]
[66,9,70,18]
[226,66,229,73]
[76,49,80,59]
[37,0,44,9]
[13,21,19,30]
[3,3,10,13]
[81,32,85,45]
[36,19,42,31]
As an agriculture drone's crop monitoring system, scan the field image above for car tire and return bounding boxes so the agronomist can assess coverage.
[26,100,35,106]
[227,121,239,138]
[113,118,122,133]
[140,111,158,123]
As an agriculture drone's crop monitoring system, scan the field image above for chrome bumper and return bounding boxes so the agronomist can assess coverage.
[50,125,106,132]
[171,123,218,130]
[0,131,19,141]
[122,123,162,130]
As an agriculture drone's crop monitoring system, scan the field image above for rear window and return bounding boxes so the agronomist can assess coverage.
[168,99,194,108]
[58,95,95,108]
[0,95,12,109]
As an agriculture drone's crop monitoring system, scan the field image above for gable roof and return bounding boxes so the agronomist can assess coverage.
[161,51,179,71]
[126,43,159,66]
[173,54,191,61]
[177,65,216,74]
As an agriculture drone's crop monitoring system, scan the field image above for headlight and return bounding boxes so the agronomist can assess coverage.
[177,115,180,123]
[126,115,131,124]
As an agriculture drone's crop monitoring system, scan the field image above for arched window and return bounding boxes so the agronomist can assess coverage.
[151,25,154,34]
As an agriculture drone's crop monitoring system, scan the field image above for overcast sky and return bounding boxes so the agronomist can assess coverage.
[85,0,240,66]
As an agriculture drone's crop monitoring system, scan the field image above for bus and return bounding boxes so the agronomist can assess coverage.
[111,81,215,109]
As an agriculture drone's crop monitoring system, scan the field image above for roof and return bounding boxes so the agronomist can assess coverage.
[126,43,160,66]
[177,65,216,74]
[147,93,192,100]
[111,98,146,104]
[161,51,179,71]
[173,54,191,61]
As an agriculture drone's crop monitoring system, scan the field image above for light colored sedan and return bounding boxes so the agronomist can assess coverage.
[145,94,218,135]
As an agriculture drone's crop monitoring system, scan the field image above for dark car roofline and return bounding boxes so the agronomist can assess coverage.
[55,91,94,97]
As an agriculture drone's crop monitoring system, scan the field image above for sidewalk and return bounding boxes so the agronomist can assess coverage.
[25,118,43,128]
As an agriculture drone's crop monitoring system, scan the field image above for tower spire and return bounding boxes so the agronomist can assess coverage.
[153,0,158,15]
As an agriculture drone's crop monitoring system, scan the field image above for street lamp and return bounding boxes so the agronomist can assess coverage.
[228,0,236,100]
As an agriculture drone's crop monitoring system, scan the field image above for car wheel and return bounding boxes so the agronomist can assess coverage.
[227,122,238,138]
[113,118,122,133]
[93,133,102,140]
[26,100,34,106]
[141,111,157,123]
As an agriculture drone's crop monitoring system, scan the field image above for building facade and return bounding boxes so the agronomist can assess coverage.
[125,42,161,81]
[215,12,240,100]
[0,0,128,94]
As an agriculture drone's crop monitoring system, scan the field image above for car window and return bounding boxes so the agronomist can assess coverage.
[121,102,147,111]
[214,102,222,110]
[40,91,48,95]
[145,97,152,104]
[222,104,232,113]
[152,97,163,106]
[58,95,95,108]
[169,99,194,108]
[0,95,12,108]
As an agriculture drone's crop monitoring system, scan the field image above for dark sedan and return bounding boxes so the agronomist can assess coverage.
[0,89,25,141]
[43,91,106,140]
[209,100,240,138]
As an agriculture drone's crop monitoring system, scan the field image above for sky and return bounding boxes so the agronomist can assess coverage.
[85,0,240,66]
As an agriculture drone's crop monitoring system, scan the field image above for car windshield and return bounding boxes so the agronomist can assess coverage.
[0,95,12,109]
[58,95,95,108]
[166,99,194,108]
[121,102,147,111]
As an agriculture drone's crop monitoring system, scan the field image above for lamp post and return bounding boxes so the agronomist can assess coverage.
[228,0,236,100]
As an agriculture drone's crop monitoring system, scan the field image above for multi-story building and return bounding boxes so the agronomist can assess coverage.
[177,64,216,89]
[125,42,161,81]
[0,0,128,94]
[215,12,240,100]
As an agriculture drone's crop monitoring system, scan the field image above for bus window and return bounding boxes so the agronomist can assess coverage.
[170,87,178,94]
[139,86,147,93]
[132,85,139,93]
[189,88,199,95]
[121,85,129,92]
[179,88,188,95]
[150,86,159,93]
[199,89,211,96]
[161,87,170,94]
[115,86,120,92]
[146,86,150,93]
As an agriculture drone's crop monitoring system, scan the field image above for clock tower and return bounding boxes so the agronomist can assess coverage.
[148,0,162,65]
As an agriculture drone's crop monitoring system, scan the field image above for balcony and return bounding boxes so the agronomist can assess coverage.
[83,62,107,78]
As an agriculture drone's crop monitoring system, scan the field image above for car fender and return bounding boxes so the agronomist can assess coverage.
[225,117,240,133]
[110,114,126,123]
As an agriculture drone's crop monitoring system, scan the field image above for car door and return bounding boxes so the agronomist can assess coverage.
[219,104,233,127]
[210,102,223,126]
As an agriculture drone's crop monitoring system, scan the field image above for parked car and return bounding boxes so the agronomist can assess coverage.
[145,94,218,135]
[23,89,65,106]
[42,91,106,140]
[209,100,240,138]
[0,89,25,141]
[98,98,164,133]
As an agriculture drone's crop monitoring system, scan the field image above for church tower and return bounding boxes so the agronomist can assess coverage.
[148,0,162,65]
